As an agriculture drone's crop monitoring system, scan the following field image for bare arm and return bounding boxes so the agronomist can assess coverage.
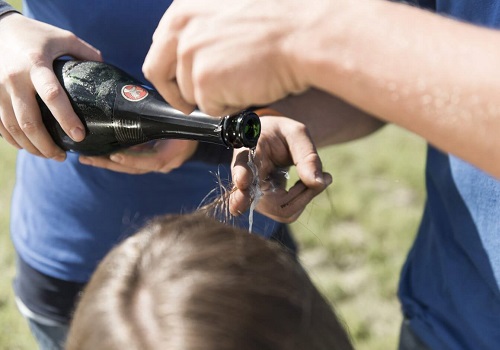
[269,88,385,147]
[291,0,500,177]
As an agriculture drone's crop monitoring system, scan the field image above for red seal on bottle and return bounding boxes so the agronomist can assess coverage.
[121,85,149,102]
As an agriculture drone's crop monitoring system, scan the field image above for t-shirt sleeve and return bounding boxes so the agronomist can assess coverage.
[0,1,20,17]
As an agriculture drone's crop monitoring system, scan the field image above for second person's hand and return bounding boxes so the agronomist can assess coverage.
[78,139,198,174]
[0,12,101,160]
[142,0,311,117]
[230,114,332,223]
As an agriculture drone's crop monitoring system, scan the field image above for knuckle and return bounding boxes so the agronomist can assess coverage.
[142,64,152,80]
[193,68,213,88]
[6,123,22,137]
[293,122,308,134]
[40,83,62,102]
[27,52,47,68]
[2,68,22,84]
[19,118,42,133]
[304,151,321,162]
[61,30,78,42]
[305,153,322,169]
[178,39,194,57]
[169,14,190,31]
[178,47,195,72]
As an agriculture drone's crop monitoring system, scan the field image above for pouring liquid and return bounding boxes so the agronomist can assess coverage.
[246,148,263,233]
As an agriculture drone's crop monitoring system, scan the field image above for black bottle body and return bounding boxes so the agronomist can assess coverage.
[40,60,260,156]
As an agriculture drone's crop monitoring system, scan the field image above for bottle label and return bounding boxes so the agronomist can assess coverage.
[121,85,149,102]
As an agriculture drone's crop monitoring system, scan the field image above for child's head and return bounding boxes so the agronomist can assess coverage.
[66,213,352,350]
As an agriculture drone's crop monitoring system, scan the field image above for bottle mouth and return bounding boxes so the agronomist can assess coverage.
[227,110,261,149]
[241,112,261,148]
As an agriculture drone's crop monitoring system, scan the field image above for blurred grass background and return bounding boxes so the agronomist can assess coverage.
[1,1,426,349]
[292,125,426,350]
[2,2,38,348]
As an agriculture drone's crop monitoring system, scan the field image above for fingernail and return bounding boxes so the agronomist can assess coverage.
[110,154,122,163]
[50,154,64,162]
[325,173,333,186]
[52,153,66,162]
[316,172,333,186]
[315,172,326,184]
[70,127,85,142]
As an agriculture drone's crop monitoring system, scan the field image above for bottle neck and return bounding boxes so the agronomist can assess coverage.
[113,83,227,146]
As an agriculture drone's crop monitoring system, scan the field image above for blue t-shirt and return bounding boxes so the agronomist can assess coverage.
[11,0,281,283]
[399,2,500,349]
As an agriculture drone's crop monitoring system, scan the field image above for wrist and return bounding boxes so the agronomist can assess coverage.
[0,10,21,30]
[284,0,365,95]
[280,1,343,89]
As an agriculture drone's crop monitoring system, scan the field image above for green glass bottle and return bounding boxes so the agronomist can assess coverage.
[39,60,260,156]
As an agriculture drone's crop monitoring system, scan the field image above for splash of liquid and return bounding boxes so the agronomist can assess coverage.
[247,148,263,233]
[197,149,270,234]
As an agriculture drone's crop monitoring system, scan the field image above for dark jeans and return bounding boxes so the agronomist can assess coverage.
[26,318,68,350]
[398,319,431,350]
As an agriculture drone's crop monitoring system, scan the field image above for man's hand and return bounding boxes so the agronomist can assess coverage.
[230,115,331,223]
[143,0,311,117]
[0,13,101,160]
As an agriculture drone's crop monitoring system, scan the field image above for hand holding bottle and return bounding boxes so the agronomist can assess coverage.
[78,139,198,174]
[0,13,101,160]
[143,0,311,117]
[230,114,331,223]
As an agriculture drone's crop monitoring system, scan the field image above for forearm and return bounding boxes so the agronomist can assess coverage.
[292,0,500,177]
[270,88,385,147]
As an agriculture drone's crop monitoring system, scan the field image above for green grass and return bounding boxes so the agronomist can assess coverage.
[2,2,35,348]
[0,5,36,350]
[0,124,425,349]
[6,0,20,10]
[0,142,37,350]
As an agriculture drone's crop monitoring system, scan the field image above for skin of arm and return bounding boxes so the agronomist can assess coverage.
[296,0,500,178]
[269,88,385,148]
[144,0,500,179]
